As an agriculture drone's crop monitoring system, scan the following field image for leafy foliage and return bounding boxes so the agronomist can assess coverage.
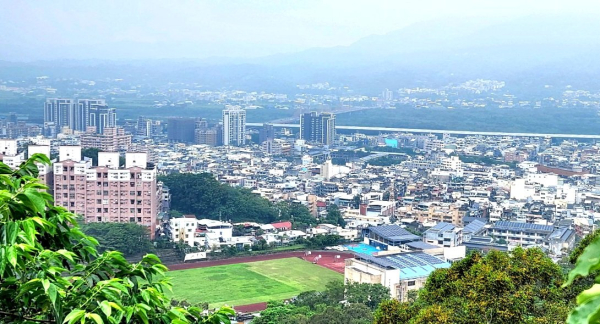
[0,155,233,323]
[81,148,101,166]
[253,280,384,324]
[375,248,571,324]
[273,201,317,230]
[564,229,600,323]
[80,222,155,257]
[160,173,317,227]
[295,234,345,250]
[322,204,345,227]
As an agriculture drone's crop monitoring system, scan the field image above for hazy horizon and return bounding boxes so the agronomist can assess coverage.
[2,0,600,62]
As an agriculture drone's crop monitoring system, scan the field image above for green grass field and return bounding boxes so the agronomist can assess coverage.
[168,258,343,307]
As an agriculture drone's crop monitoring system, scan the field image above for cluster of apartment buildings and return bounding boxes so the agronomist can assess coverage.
[0,139,167,238]
[1,94,599,306]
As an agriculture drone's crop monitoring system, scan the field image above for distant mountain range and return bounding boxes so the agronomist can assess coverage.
[3,15,600,94]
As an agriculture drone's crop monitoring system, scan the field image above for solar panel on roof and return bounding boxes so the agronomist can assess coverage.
[432,222,455,231]
[492,221,553,232]
[402,254,427,267]
[370,225,415,240]
[464,220,486,233]
[357,253,397,269]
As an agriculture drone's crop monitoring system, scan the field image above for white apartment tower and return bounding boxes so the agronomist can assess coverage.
[222,105,246,146]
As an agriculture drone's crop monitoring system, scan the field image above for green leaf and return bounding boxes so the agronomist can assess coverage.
[136,308,149,324]
[141,290,150,304]
[23,188,46,213]
[6,245,17,267]
[31,216,53,229]
[568,293,600,324]
[48,283,58,306]
[566,236,600,286]
[0,247,6,276]
[171,319,188,324]
[42,278,50,293]
[56,249,75,262]
[63,309,85,324]
[86,313,103,324]
[21,219,36,244]
[100,301,111,317]
[125,307,134,322]
[4,221,17,245]
[107,302,122,311]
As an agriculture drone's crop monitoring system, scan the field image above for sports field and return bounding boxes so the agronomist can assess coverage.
[168,257,343,308]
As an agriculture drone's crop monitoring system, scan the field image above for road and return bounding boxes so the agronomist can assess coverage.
[246,123,600,139]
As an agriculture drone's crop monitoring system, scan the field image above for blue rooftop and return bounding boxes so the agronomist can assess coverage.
[491,221,553,234]
[356,252,451,280]
[345,243,381,255]
[405,241,440,250]
[430,222,455,231]
[464,219,487,234]
[368,225,421,242]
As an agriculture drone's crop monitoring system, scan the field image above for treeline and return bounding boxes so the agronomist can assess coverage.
[458,154,517,168]
[254,281,389,324]
[80,222,154,257]
[373,247,582,324]
[159,173,317,227]
[367,156,405,167]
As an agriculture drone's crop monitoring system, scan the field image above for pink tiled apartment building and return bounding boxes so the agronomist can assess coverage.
[53,146,162,238]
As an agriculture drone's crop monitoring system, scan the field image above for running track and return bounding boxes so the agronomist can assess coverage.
[167,250,356,313]
[168,251,354,273]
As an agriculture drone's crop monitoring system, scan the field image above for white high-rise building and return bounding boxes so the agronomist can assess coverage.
[44,98,108,134]
[222,105,246,146]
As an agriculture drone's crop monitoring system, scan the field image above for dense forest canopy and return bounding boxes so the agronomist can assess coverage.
[160,173,317,228]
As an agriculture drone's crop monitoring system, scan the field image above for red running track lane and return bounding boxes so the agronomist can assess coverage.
[167,251,355,273]
[233,302,268,313]
[168,250,356,314]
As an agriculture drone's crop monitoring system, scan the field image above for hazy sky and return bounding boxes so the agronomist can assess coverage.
[1,0,599,61]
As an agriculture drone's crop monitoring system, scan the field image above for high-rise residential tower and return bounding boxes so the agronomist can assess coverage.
[89,105,116,134]
[299,112,336,146]
[259,123,275,143]
[167,118,197,143]
[44,98,109,134]
[222,105,246,146]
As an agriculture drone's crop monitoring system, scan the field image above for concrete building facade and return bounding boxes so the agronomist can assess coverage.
[53,147,162,238]
[222,106,246,146]
[80,127,132,152]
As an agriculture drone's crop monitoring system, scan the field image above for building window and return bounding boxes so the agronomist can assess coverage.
[407,281,416,286]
